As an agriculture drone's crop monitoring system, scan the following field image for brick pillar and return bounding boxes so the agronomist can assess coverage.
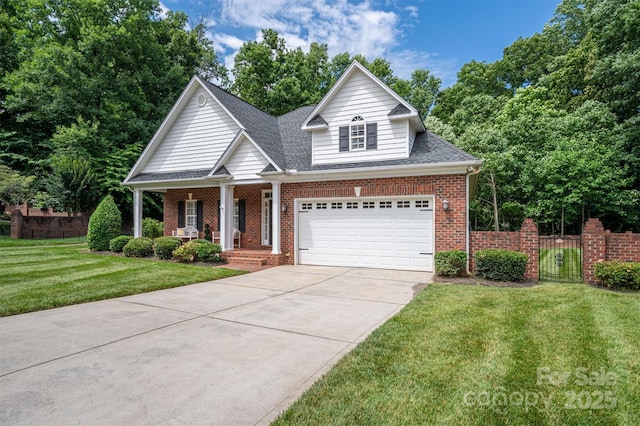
[583,218,606,283]
[10,209,23,239]
[519,219,539,282]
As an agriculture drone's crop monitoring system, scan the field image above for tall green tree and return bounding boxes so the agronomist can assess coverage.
[0,0,226,208]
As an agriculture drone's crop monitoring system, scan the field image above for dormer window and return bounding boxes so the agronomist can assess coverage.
[350,116,365,150]
[339,118,377,152]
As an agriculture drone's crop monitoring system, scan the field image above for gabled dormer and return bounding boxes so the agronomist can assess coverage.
[301,62,425,166]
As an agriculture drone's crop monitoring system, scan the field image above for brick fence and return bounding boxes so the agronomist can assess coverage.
[583,218,640,283]
[470,218,539,281]
[10,210,89,239]
[470,217,640,283]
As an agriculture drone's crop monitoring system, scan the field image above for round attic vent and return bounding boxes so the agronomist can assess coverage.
[196,93,207,106]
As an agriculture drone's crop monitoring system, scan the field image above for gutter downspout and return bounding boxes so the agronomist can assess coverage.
[466,166,482,274]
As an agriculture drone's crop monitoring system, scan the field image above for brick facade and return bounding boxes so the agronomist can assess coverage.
[164,173,469,266]
[583,218,640,283]
[469,218,539,281]
[10,209,89,239]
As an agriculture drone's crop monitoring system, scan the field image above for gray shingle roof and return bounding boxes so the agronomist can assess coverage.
[127,80,478,184]
[278,106,477,171]
[127,169,212,183]
[307,114,328,126]
[202,82,285,169]
[389,103,411,116]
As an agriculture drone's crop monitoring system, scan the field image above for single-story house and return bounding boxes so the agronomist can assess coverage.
[123,61,482,271]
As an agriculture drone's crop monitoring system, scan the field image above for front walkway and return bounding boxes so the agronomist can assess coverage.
[0,266,432,425]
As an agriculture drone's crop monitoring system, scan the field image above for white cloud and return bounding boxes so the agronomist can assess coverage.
[213,33,245,53]
[218,0,401,59]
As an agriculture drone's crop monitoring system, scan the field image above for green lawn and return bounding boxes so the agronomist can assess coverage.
[0,237,246,316]
[273,283,640,425]
[540,248,583,282]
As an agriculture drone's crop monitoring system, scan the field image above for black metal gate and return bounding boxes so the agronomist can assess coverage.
[539,235,583,282]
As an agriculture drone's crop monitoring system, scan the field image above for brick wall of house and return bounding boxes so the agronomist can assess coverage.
[583,218,640,283]
[469,219,539,281]
[164,174,470,265]
[163,184,271,249]
[164,188,220,240]
[10,210,89,239]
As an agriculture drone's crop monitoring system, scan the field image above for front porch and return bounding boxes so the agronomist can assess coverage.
[131,182,284,255]
[220,248,287,267]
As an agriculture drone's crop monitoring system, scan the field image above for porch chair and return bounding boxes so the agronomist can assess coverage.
[210,230,241,248]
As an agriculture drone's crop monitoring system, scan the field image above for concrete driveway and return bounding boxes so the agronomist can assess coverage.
[0,265,431,425]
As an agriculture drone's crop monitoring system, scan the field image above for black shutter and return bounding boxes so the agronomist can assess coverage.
[339,126,349,152]
[196,200,203,231]
[238,199,246,233]
[178,201,185,227]
[366,122,377,150]
[217,203,221,232]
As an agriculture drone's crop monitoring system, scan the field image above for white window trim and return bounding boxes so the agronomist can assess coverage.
[185,200,198,229]
[350,116,365,151]
[233,198,239,231]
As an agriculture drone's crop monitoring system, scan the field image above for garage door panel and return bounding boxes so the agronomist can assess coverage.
[298,198,434,271]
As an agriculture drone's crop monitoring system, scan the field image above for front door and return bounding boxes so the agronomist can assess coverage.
[262,191,272,246]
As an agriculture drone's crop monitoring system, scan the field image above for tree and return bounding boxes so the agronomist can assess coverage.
[232,29,329,115]
[87,195,122,251]
[0,165,35,208]
[0,0,226,204]
[45,157,99,215]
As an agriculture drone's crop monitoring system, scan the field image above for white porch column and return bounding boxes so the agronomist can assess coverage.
[220,184,235,251]
[133,189,143,238]
[271,181,281,255]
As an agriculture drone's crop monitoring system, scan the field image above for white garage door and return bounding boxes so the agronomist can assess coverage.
[297,198,433,271]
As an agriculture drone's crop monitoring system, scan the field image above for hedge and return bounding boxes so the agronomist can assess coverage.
[474,249,528,281]
[142,218,164,239]
[122,237,154,258]
[434,250,468,277]
[172,240,222,263]
[109,235,133,253]
[87,195,122,251]
[153,236,182,260]
[593,260,640,290]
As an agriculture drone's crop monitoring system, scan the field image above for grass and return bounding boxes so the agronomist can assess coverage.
[273,283,640,425]
[0,237,247,317]
[540,248,583,282]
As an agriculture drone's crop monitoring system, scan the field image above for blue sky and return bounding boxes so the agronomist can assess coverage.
[161,0,560,87]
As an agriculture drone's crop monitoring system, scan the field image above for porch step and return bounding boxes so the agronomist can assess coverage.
[221,255,267,266]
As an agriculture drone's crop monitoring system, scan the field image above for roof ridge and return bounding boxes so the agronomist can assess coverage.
[200,79,277,119]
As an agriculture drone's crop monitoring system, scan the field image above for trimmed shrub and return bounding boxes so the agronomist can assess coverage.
[204,223,212,242]
[435,250,468,277]
[196,241,222,262]
[172,240,198,262]
[593,261,640,290]
[475,249,528,281]
[109,235,133,253]
[142,217,164,239]
[123,237,154,258]
[87,195,122,251]
[172,240,223,263]
[153,236,182,260]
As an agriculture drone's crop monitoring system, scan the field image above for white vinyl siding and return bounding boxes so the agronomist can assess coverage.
[312,69,410,165]
[142,90,240,173]
[224,138,269,180]
[408,124,417,154]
